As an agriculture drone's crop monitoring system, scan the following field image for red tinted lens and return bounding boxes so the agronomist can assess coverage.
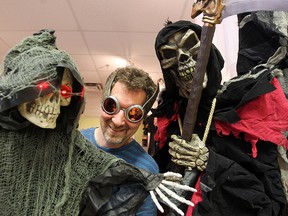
[127,107,143,122]
[103,97,117,113]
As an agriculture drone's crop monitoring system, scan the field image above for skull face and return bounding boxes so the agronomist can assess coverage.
[159,29,208,98]
[17,68,73,129]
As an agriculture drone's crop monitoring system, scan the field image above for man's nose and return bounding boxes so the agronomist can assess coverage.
[112,109,126,126]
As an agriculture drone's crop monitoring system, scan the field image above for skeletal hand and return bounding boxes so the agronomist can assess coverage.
[169,134,209,171]
[150,172,196,216]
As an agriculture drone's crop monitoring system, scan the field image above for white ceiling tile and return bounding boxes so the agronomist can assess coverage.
[84,31,157,57]
[70,54,96,71]
[81,70,101,83]
[0,31,36,49]
[0,0,77,30]
[70,0,192,31]
[92,54,128,70]
[55,31,89,55]
[0,42,9,56]
[129,56,162,73]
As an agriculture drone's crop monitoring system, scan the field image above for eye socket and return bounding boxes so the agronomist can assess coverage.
[181,33,199,52]
[60,84,73,98]
[160,48,177,59]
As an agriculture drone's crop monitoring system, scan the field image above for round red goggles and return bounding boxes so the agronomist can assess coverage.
[101,96,144,123]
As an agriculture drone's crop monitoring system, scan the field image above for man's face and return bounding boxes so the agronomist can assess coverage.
[100,82,146,148]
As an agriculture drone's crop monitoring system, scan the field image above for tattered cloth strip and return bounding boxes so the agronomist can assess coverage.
[215,77,288,158]
[154,102,179,150]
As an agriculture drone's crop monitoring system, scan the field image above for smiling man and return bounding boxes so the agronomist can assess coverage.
[81,66,160,216]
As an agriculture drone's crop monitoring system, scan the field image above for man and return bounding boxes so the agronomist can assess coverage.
[81,66,160,215]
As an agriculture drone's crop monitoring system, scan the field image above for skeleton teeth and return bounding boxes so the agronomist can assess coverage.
[47,114,57,123]
[49,107,53,114]
[43,113,48,118]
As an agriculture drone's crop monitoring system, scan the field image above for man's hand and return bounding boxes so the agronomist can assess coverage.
[168,134,209,171]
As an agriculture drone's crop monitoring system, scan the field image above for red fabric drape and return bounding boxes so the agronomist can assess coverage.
[215,78,288,158]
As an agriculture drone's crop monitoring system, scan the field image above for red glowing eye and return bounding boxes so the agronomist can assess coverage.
[37,81,50,90]
[80,87,84,98]
[60,84,73,98]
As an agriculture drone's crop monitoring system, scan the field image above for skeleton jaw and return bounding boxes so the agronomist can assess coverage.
[178,60,195,81]
[18,99,60,129]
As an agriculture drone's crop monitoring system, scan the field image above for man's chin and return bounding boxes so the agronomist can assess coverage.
[104,133,123,145]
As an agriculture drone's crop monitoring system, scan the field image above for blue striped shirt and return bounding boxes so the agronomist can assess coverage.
[81,127,159,216]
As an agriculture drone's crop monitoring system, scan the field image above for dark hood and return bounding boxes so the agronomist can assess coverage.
[237,11,288,75]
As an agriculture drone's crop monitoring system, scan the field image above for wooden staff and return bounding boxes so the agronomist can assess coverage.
[170,1,225,213]
[173,0,225,174]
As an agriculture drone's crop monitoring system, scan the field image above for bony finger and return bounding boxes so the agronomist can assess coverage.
[199,153,209,161]
[196,159,204,166]
[169,148,198,160]
[200,147,209,154]
[170,134,184,144]
[169,141,180,150]
[169,142,185,152]
[197,166,204,172]
[171,135,193,149]
[168,141,176,149]
[198,163,207,172]
[181,141,199,151]
[170,143,199,156]
[169,149,178,158]
[177,147,199,156]
[178,154,197,161]
[191,134,201,142]
[171,135,201,152]
[172,158,196,168]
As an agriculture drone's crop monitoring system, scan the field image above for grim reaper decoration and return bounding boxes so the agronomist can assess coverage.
[0,29,197,216]
[151,15,288,216]
[152,20,223,174]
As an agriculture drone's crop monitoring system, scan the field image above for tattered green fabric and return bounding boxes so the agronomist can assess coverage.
[0,125,120,216]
